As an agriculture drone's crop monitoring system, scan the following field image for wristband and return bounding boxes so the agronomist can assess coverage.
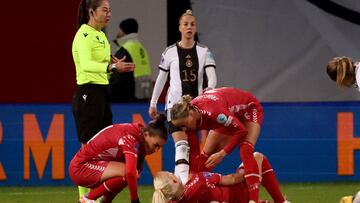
[110,64,117,73]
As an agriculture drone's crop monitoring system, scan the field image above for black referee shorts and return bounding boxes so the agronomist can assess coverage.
[72,84,112,144]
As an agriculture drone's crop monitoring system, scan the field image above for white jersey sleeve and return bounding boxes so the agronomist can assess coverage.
[204,49,217,88]
[355,62,360,92]
[150,52,170,108]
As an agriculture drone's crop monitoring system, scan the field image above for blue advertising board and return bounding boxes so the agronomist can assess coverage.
[0,102,359,186]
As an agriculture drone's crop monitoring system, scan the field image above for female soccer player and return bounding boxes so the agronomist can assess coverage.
[152,152,289,203]
[170,87,264,203]
[68,114,168,203]
[326,56,360,89]
[149,9,217,185]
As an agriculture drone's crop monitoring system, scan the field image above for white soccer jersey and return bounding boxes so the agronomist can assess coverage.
[355,62,360,91]
[150,42,217,111]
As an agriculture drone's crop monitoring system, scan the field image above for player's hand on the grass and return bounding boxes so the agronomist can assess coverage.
[205,149,227,168]
[149,107,157,119]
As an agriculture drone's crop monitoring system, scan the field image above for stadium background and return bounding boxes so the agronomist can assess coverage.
[0,0,359,187]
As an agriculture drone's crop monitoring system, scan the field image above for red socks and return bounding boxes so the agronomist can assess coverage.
[240,142,260,203]
[87,177,127,200]
[261,156,285,203]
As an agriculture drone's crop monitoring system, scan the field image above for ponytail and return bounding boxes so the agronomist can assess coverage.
[171,95,194,120]
[76,0,104,28]
[326,56,356,87]
[145,113,168,141]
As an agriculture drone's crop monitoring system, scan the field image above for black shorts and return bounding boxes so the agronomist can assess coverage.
[166,109,183,134]
[72,84,112,143]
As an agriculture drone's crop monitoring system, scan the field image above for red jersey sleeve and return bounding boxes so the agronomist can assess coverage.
[125,153,138,201]
[119,134,139,157]
[211,107,248,154]
[119,134,140,201]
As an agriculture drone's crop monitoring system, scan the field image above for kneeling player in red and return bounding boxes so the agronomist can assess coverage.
[152,152,290,203]
[171,87,264,202]
[69,114,168,203]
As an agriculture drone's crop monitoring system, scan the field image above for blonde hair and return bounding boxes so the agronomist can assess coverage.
[170,95,194,120]
[152,172,179,203]
[179,9,195,24]
[326,56,356,87]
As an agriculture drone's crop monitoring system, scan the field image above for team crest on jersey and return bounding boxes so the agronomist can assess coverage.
[203,172,213,178]
[134,143,139,153]
[186,59,193,67]
[216,114,227,124]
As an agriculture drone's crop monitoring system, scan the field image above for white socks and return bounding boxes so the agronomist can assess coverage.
[174,140,190,184]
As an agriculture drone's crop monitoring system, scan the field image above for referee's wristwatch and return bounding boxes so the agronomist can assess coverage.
[110,64,117,72]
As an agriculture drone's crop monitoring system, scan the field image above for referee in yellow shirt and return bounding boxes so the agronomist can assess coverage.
[71,0,135,199]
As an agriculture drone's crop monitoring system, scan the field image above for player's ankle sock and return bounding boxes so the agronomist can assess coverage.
[240,142,260,203]
[99,192,118,203]
[88,177,127,200]
[78,186,90,198]
[261,156,285,203]
[174,140,190,184]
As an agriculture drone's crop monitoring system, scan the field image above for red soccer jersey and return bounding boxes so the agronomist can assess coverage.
[191,87,263,153]
[73,123,146,164]
[71,123,145,200]
[171,172,249,203]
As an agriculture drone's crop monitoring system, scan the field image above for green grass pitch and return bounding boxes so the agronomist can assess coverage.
[0,182,358,203]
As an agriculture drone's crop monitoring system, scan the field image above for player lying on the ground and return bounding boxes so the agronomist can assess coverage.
[152,152,290,203]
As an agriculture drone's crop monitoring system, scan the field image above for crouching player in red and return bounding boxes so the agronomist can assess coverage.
[152,152,290,203]
[68,114,168,203]
[171,87,264,202]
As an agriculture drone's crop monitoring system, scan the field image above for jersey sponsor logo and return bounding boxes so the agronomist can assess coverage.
[216,114,227,124]
[83,33,88,37]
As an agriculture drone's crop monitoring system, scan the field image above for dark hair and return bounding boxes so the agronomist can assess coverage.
[119,18,139,34]
[144,113,168,141]
[77,0,104,28]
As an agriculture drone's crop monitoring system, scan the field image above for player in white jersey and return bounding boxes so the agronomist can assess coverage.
[148,10,217,184]
[326,56,360,90]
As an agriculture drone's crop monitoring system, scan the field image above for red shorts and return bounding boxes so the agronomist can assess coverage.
[237,100,263,125]
[68,158,109,188]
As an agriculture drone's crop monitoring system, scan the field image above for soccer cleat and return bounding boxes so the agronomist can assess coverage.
[283,200,292,203]
[79,195,96,203]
